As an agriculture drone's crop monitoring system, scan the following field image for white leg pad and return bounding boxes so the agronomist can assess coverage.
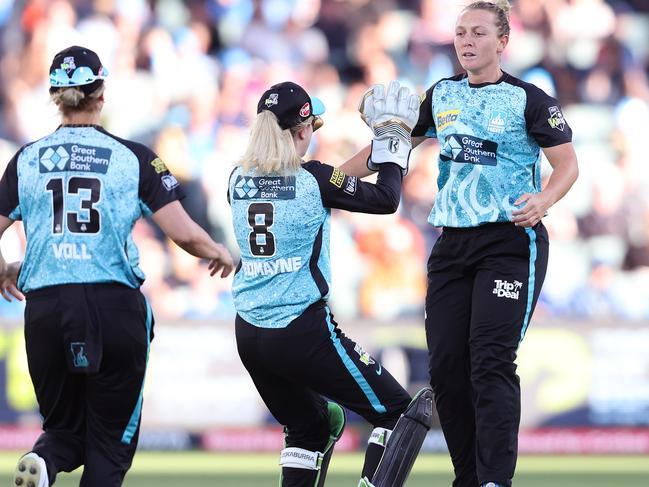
[279,447,323,470]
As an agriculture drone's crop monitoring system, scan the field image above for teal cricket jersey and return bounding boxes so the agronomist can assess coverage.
[412,72,573,228]
[229,160,402,328]
[0,125,184,292]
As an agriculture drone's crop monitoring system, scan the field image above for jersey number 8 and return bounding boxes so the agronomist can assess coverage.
[247,202,275,257]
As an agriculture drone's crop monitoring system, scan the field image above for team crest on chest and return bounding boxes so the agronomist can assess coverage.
[487,110,507,134]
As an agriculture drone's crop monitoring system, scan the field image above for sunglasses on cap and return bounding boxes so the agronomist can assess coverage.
[311,116,324,131]
[50,66,109,87]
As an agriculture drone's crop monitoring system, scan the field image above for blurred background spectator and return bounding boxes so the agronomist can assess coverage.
[1,0,649,323]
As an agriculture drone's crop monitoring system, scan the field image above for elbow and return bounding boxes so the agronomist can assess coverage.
[379,191,401,214]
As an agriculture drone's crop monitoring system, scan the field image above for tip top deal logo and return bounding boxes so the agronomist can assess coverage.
[234,177,259,198]
[265,93,278,107]
[547,106,565,131]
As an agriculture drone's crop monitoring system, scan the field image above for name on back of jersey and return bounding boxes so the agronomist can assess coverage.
[241,256,302,278]
[52,242,91,260]
[233,175,296,200]
[39,144,112,174]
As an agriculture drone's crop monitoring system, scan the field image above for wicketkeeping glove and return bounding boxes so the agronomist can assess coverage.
[358,80,421,176]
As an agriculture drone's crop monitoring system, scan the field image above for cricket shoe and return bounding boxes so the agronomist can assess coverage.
[14,452,49,487]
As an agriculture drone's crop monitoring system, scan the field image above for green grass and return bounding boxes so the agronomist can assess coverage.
[3,452,648,486]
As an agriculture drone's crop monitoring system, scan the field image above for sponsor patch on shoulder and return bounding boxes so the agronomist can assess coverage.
[151,157,168,174]
[344,176,357,195]
[547,106,565,131]
[233,175,296,200]
[329,168,345,188]
[161,174,179,190]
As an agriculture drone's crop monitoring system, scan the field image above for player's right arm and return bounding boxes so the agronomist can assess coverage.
[151,202,233,277]
[0,150,24,301]
[136,147,234,277]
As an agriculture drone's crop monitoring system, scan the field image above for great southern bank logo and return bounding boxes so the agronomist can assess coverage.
[39,144,111,174]
[234,176,259,198]
[40,146,70,171]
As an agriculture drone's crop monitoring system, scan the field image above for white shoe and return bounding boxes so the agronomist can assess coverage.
[13,452,49,487]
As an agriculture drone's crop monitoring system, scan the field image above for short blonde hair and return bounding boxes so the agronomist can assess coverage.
[238,111,312,175]
[464,0,511,37]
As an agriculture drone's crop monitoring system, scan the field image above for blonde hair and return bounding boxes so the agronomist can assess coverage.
[465,0,511,37]
[50,82,105,115]
[238,111,312,175]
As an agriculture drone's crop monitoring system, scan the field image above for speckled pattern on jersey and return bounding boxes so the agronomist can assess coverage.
[11,128,149,291]
[421,75,570,228]
[229,166,331,328]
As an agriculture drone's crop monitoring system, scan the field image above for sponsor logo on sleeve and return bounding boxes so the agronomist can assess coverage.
[39,144,112,174]
[329,168,345,188]
[344,176,357,195]
[161,174,179,191]
[151,157,168,174]
[436,109,460,130]
[233,176,296,200]
[547,106,565,131]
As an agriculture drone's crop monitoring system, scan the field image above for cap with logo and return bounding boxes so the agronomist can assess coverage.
[49,45,108,94]
[257,81,325,131]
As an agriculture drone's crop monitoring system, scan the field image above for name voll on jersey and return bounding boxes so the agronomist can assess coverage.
[52,243,91,260]
[242,256,302,277]
[39,144,112,174]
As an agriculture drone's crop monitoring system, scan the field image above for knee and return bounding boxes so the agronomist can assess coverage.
[428,352,468,390]
[284,414,330,452]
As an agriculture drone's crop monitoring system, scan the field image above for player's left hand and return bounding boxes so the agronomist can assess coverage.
[0,261,24,302]
[512,192,551,227]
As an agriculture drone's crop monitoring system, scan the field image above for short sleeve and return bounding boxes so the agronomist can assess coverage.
[0,149,22,219]
[525,87,573,148]
[411,85,436,138]
[137,147,185,213]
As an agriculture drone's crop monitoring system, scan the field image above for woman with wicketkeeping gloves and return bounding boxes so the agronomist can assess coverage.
[228,79,433,487]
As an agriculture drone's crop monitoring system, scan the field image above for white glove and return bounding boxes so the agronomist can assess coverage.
[358,80,421,176]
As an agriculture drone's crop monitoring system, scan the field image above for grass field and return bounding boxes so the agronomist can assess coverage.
[3,452,648,486]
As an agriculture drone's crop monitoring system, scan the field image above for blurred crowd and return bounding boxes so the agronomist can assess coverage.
[0,0,649,322]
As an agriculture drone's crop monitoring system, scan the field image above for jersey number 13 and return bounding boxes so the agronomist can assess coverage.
[46,176,101,234]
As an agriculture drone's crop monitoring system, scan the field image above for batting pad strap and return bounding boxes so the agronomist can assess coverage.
[368,427,392,447]
[279,447,323,470]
